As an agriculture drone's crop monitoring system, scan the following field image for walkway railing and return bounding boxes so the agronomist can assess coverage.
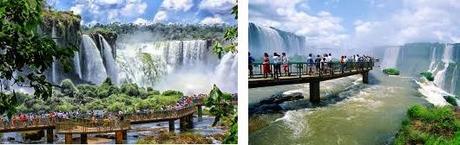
[56,119,131,134]
[249,60,374,79]
[127,106,196,123]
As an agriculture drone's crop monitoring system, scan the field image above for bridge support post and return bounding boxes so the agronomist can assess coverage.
[169,120,175,132]
[310,80,320,103]
[197,105,203,121]
[80,133,87,144]
[65,133,72,144]
[180,117,186,131]
[123,130,127,140]
[362,72,369,84]
[46,128,53,143]
[187,115,194,129]
[115,130,124,144]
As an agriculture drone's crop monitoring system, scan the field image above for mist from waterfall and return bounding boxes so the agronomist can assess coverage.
[116,34,235,94]
[80,34,108,84]
[381,46,401,68]
[99,34,118,84]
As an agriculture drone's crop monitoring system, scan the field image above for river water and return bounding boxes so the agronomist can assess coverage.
[1,115,224,144]
[249,70,430,145]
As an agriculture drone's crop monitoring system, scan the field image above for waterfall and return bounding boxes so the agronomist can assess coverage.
[117,40,209,87]
[51,23,58,84]
[81,34,108,84]
[451,65,458,94]
[434,44,454,90]
[73,52,82,79]
[214,53,238,93]
[428,46,437,72]
[381,46,401,68]
[249,22,306,58]
[98,34,118,83]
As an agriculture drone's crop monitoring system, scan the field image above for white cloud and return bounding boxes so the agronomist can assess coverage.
[133,18,151,25]
[153,10,168,23]
[249,0,348,48]
[199,0,235,14]
[69,0,148,24]
[351,0,460,48]
[162,0,193,11]
[200,16,224,25]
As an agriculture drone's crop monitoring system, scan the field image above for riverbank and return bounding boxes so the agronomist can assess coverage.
[394,105,460,145]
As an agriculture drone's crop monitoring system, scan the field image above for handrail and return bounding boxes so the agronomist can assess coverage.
[249,60,375,79]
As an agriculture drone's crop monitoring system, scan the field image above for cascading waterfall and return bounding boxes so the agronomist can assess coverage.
[381,46,401,68]
[99,34,118,83]
[434,44,454,90]
[451,65,458,94]
[51,23,58,84]
[80,34,108,84]
[117,40,209,87]
[73,52,82,79]
[214,53,238,93]
[428,46,437,72]
[249,22,306,58]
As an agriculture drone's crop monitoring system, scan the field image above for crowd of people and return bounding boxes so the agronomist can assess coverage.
[248,52,374,78]
[0,95,208,129]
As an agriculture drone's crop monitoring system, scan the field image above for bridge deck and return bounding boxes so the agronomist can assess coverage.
[249,61,374,88]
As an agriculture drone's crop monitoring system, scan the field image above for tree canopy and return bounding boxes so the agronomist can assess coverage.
[0,0,76,117]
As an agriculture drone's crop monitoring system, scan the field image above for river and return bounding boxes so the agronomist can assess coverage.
[249,70,430,145]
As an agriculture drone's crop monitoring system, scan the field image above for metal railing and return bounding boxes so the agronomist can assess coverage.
[249,60,374,79]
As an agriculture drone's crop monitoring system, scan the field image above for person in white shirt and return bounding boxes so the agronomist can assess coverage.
[281,52,289,76]
[273,53,281,79]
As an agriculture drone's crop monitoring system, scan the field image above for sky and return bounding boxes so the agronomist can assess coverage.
[249,0,460,48]
[47,0,236,26]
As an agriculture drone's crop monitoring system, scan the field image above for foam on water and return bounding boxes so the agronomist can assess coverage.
[415,79,451,106]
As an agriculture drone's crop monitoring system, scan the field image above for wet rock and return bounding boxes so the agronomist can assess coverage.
[21,130,44,141]
[250,92,304,115]
[7,137,15,141]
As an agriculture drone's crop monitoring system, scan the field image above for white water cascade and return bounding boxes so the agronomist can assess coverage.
[451,65,458,94]
[99,34,118,83]
[428,46,438,72]
[73,52,82,79]
[117,40,210,87]
[249,23,306,57]
[434,44,454,90]
[381,46,401,68]
[80,34,108,84]
[214,53,238,93]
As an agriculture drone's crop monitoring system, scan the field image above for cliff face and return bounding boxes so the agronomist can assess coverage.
[40,10,85,84]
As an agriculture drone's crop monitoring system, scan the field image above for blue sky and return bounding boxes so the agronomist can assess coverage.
[47,0,236,25]
[249,0,460,48]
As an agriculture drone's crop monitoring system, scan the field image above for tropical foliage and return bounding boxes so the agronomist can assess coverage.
[420,72,435,81]
[0,0,78,117]
[383,68,400,75]
[394,105,460,145]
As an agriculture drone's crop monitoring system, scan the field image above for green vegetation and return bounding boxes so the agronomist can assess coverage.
[1,0,78,118]
[383,68,400,75]
[444,96,458,106]
[13,79,182,114]
[421,72,435,81]
[82,23,230,42]
[211,2,238,58]
[394,105,460,145]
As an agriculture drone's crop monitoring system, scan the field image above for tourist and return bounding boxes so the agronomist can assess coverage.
[262,53,271,78]
[307,53,314,75]
[315,54,322,75]
[281,52,289,76]
[340,56,346,73]
[273,53,281,79]
[328,53,333,75]
[249,52,255,77]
